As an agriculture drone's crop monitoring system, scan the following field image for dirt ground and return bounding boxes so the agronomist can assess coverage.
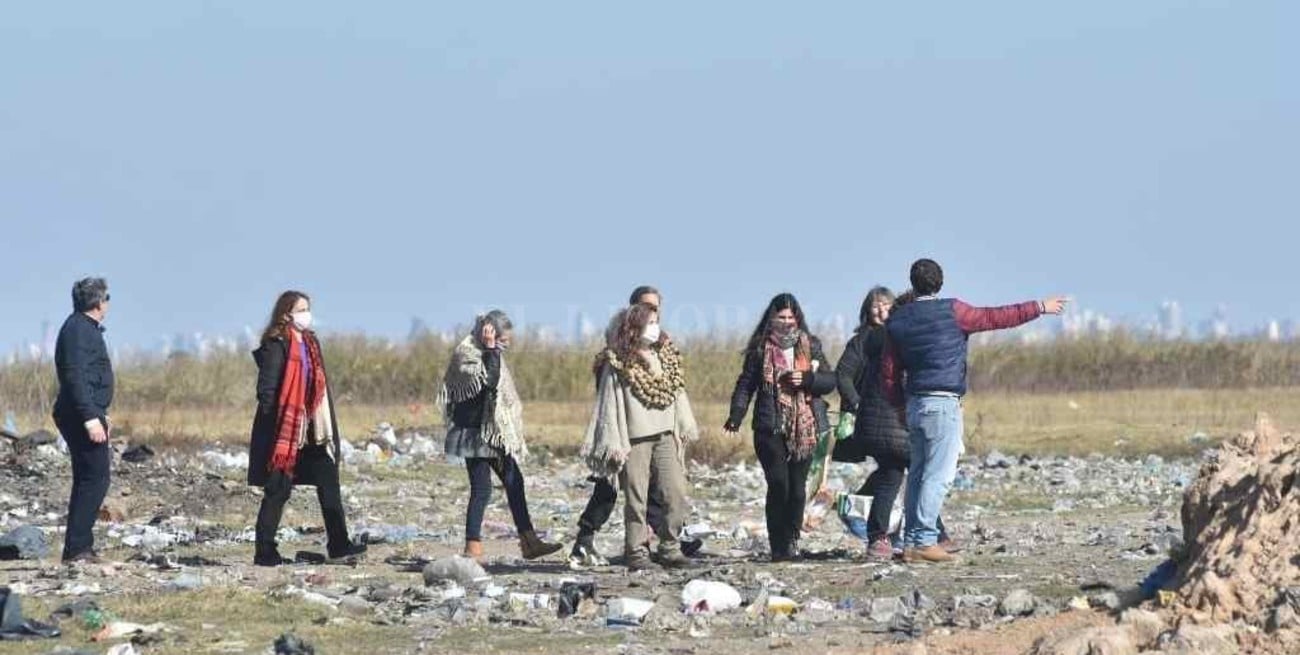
[0,436,1192,654]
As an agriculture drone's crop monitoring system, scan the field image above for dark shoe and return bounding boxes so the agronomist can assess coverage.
[770,550,793,563]
[865,537,893,560]
[254,545,286,567]
[625,549,655,572]
[62,550,103,565]
[656,544,694,569]
[680,538,704,558]
[937,534,962,554]
[568,533,608,567]
[519,530,563,561]
[327,542,368,563]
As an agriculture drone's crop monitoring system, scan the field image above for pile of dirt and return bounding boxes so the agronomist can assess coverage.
[1177,412,1300,629]
[1028,413,1300,655]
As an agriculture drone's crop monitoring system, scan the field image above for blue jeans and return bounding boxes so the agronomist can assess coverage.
[903,394,963,548]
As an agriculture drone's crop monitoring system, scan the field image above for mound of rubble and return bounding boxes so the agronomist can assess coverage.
[1034,412,1300,655]
[1177,412,1300,630]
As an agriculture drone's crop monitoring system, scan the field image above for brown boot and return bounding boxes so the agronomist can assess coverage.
[463,539,484,563]
[902,544,957,564]
[519,531,563,560]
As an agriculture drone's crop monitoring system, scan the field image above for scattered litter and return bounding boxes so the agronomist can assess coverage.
[557,581,597,618]
[606,598,654,625]
[92,621,168,642]
[422,556,489,587]
[0,587,61,640]
[121,444,155,464]
[681,580,741,614]
[274,632,316,655]
[0,526,48,560]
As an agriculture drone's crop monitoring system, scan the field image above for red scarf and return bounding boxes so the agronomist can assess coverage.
[269,330,327,477]
[762,331,819,461]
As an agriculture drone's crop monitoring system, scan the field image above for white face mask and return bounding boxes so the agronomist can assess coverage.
[291,310,313,331]
[641,323,661,344]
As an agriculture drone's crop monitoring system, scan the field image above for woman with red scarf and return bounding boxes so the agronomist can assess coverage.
[248,290,366,566]
[725,293,836,562]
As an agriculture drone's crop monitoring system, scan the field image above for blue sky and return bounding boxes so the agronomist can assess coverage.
[2,1,1296,352]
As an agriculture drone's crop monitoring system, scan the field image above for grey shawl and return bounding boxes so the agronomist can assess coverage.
[437,335,527,459]
[580,362,699,479]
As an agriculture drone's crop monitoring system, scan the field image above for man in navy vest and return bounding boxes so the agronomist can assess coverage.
[52,277,116,563]
[881,259,1066,563]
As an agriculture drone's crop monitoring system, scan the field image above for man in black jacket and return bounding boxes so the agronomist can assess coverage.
[52,277,115,563]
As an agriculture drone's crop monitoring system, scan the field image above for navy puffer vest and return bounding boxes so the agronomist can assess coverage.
[885,298,969,396]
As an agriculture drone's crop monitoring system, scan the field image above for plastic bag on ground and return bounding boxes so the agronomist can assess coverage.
[681,580,742,614]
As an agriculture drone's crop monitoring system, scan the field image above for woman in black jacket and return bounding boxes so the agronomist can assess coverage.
[834,288,952,559]
[248,290,366,566]
[724,293,835,561]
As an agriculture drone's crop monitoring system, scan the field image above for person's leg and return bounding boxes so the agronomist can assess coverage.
[307,454,352,556]
[59,417,111,559]
[648,436,688,543]
[255,470,294,562]
[620,437,656,563]
[491,455,562,559]
[866,456,906,540]
[910,396,963,549]
[572,477,617,561]
[464,458,493,544]
[645,483,667,541]
[902,396,928,549]
[786,455,811,555]
[577,477,618,536]
[489,455,534,535]
[753,431,792,559]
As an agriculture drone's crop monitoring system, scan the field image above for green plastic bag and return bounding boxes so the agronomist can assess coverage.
[834,412,855,441]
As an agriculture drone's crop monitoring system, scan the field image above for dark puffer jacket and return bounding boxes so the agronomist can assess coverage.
[727,335,836,436]
[832,326,910,463]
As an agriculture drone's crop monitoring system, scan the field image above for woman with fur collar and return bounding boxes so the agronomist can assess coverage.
[581,302,699,571]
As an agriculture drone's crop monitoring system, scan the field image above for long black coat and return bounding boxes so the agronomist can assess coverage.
[833,326,911,463]
[247,335,343,487]
[727,335,836,436]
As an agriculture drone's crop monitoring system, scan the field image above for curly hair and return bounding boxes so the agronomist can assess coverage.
[611,302,663,363]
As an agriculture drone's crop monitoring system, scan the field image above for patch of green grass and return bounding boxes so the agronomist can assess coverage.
[9,588,419,655]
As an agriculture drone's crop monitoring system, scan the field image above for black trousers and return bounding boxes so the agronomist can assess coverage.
[54,414,111,559]
[255,446,350,555]
[754,431,811,556]
[856,454,946,541]
[576,477,667,540]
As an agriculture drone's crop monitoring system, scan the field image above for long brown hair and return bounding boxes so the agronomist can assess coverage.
[612,302,662,363]
[260,290,311,343]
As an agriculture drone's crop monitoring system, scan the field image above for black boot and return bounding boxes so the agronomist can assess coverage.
[254,542,286,567]
[327,541,368,563]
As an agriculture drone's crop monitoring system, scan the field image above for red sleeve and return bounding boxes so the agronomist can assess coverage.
[953,299,1042,334]
[880,334,905,409]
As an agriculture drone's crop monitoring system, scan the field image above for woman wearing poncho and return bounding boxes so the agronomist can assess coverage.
[581,303,699,571]
[438,310,562,562]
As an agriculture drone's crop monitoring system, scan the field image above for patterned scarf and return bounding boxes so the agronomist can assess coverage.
[269,330,328,477]
[763,330,818,461]
[438,335,527,459]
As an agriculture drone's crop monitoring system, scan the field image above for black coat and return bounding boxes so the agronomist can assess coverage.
[247,336,343,487]
[727,335,836,436]
[52,313,115,423]
[833,326,911,463]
